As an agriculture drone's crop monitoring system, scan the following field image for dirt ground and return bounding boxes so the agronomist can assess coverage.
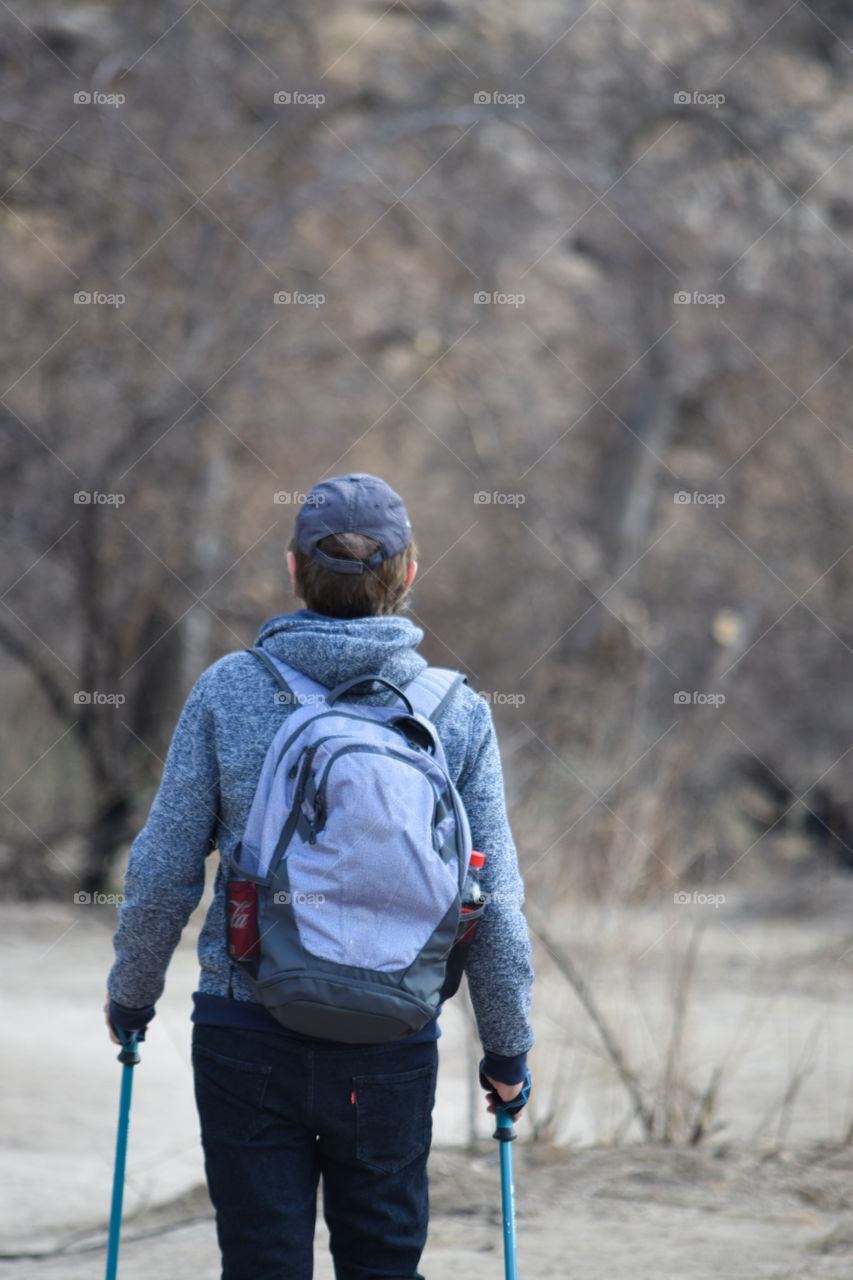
[4,884,853,1278]
[3,1142,853,1279]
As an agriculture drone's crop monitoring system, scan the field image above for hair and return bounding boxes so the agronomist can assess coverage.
[289,532,417,618]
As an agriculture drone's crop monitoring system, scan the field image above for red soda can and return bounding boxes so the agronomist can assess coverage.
[227,880,259,960]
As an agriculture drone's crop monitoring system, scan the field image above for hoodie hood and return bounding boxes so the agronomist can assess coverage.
[255,610,428,692]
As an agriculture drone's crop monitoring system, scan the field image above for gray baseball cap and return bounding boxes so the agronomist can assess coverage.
[293,473,412,575]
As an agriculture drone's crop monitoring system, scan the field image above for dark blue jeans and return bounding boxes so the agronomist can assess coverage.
[192,1024,438,1280]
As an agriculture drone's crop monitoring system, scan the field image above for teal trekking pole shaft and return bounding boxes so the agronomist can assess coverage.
[481,1068,530,1280]
[494,1108,518,1280]
[105,1030,141,1280]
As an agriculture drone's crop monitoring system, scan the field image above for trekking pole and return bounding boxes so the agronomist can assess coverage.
[481,1070,531,1280]
[494,1106,518,1280]
[105,1028,142,1280]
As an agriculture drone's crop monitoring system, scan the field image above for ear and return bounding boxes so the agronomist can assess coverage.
[286,550,300,597]
[404,560,418,591]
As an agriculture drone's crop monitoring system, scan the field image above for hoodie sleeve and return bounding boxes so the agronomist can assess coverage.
[455,695,534,1071]
[107,671,218,1009]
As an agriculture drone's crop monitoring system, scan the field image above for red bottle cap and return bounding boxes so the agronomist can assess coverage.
[469,850,485,867]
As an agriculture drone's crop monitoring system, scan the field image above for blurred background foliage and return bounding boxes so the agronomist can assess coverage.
[2,0,853,903]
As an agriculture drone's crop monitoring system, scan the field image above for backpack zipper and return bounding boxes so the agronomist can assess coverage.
[288,734,347,782]
[275,709,416,774]
[311,744,449,837]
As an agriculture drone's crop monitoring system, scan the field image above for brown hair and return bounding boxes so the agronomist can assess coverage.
[290,532,417,618]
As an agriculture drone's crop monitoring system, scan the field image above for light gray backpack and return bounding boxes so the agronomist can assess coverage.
[228,648,473,1042]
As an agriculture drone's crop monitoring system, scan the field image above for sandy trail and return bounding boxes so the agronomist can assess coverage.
[2,1144,853,1279]
[4,885,853,1278]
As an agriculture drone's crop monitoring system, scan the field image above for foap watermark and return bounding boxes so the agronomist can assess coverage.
[474,290,525,307]
[479,691,526,707]
[273,90,325,107]
[673,90,725,109]
[73,90,125,107]
[74,291,125,307]
[673,290,725,307]
[74,490,125,505]
[480,889,526,907]
[673,490,725,506]
[473,91,525,108]
[673,889,726,908]
[74,890,126,905]
[273,690,325,707]
[474,490,526,506]
[673,690,726,707]
[273,490,326,506]
[273,291,325,307]
[74,690,126,706]
[273,890,326,905]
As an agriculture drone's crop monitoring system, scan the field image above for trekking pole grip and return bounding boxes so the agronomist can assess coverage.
[479,1068,532,1138]
[114,1027,141,1066]
[494,1108,516,1142]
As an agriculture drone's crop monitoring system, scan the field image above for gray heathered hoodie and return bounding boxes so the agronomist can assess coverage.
[108,610,534,1065]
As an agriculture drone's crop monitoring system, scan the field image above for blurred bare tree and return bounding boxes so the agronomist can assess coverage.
[2,0,853,898]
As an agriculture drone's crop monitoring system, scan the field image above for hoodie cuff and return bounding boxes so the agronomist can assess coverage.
[109,998,155,1032]
[480,1050,528,1086]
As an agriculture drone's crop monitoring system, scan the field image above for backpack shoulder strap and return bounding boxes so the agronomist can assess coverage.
[405,666,466,723]
[247,648,328,707]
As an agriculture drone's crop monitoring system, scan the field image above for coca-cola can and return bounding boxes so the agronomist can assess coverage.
[227,880,259,960]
